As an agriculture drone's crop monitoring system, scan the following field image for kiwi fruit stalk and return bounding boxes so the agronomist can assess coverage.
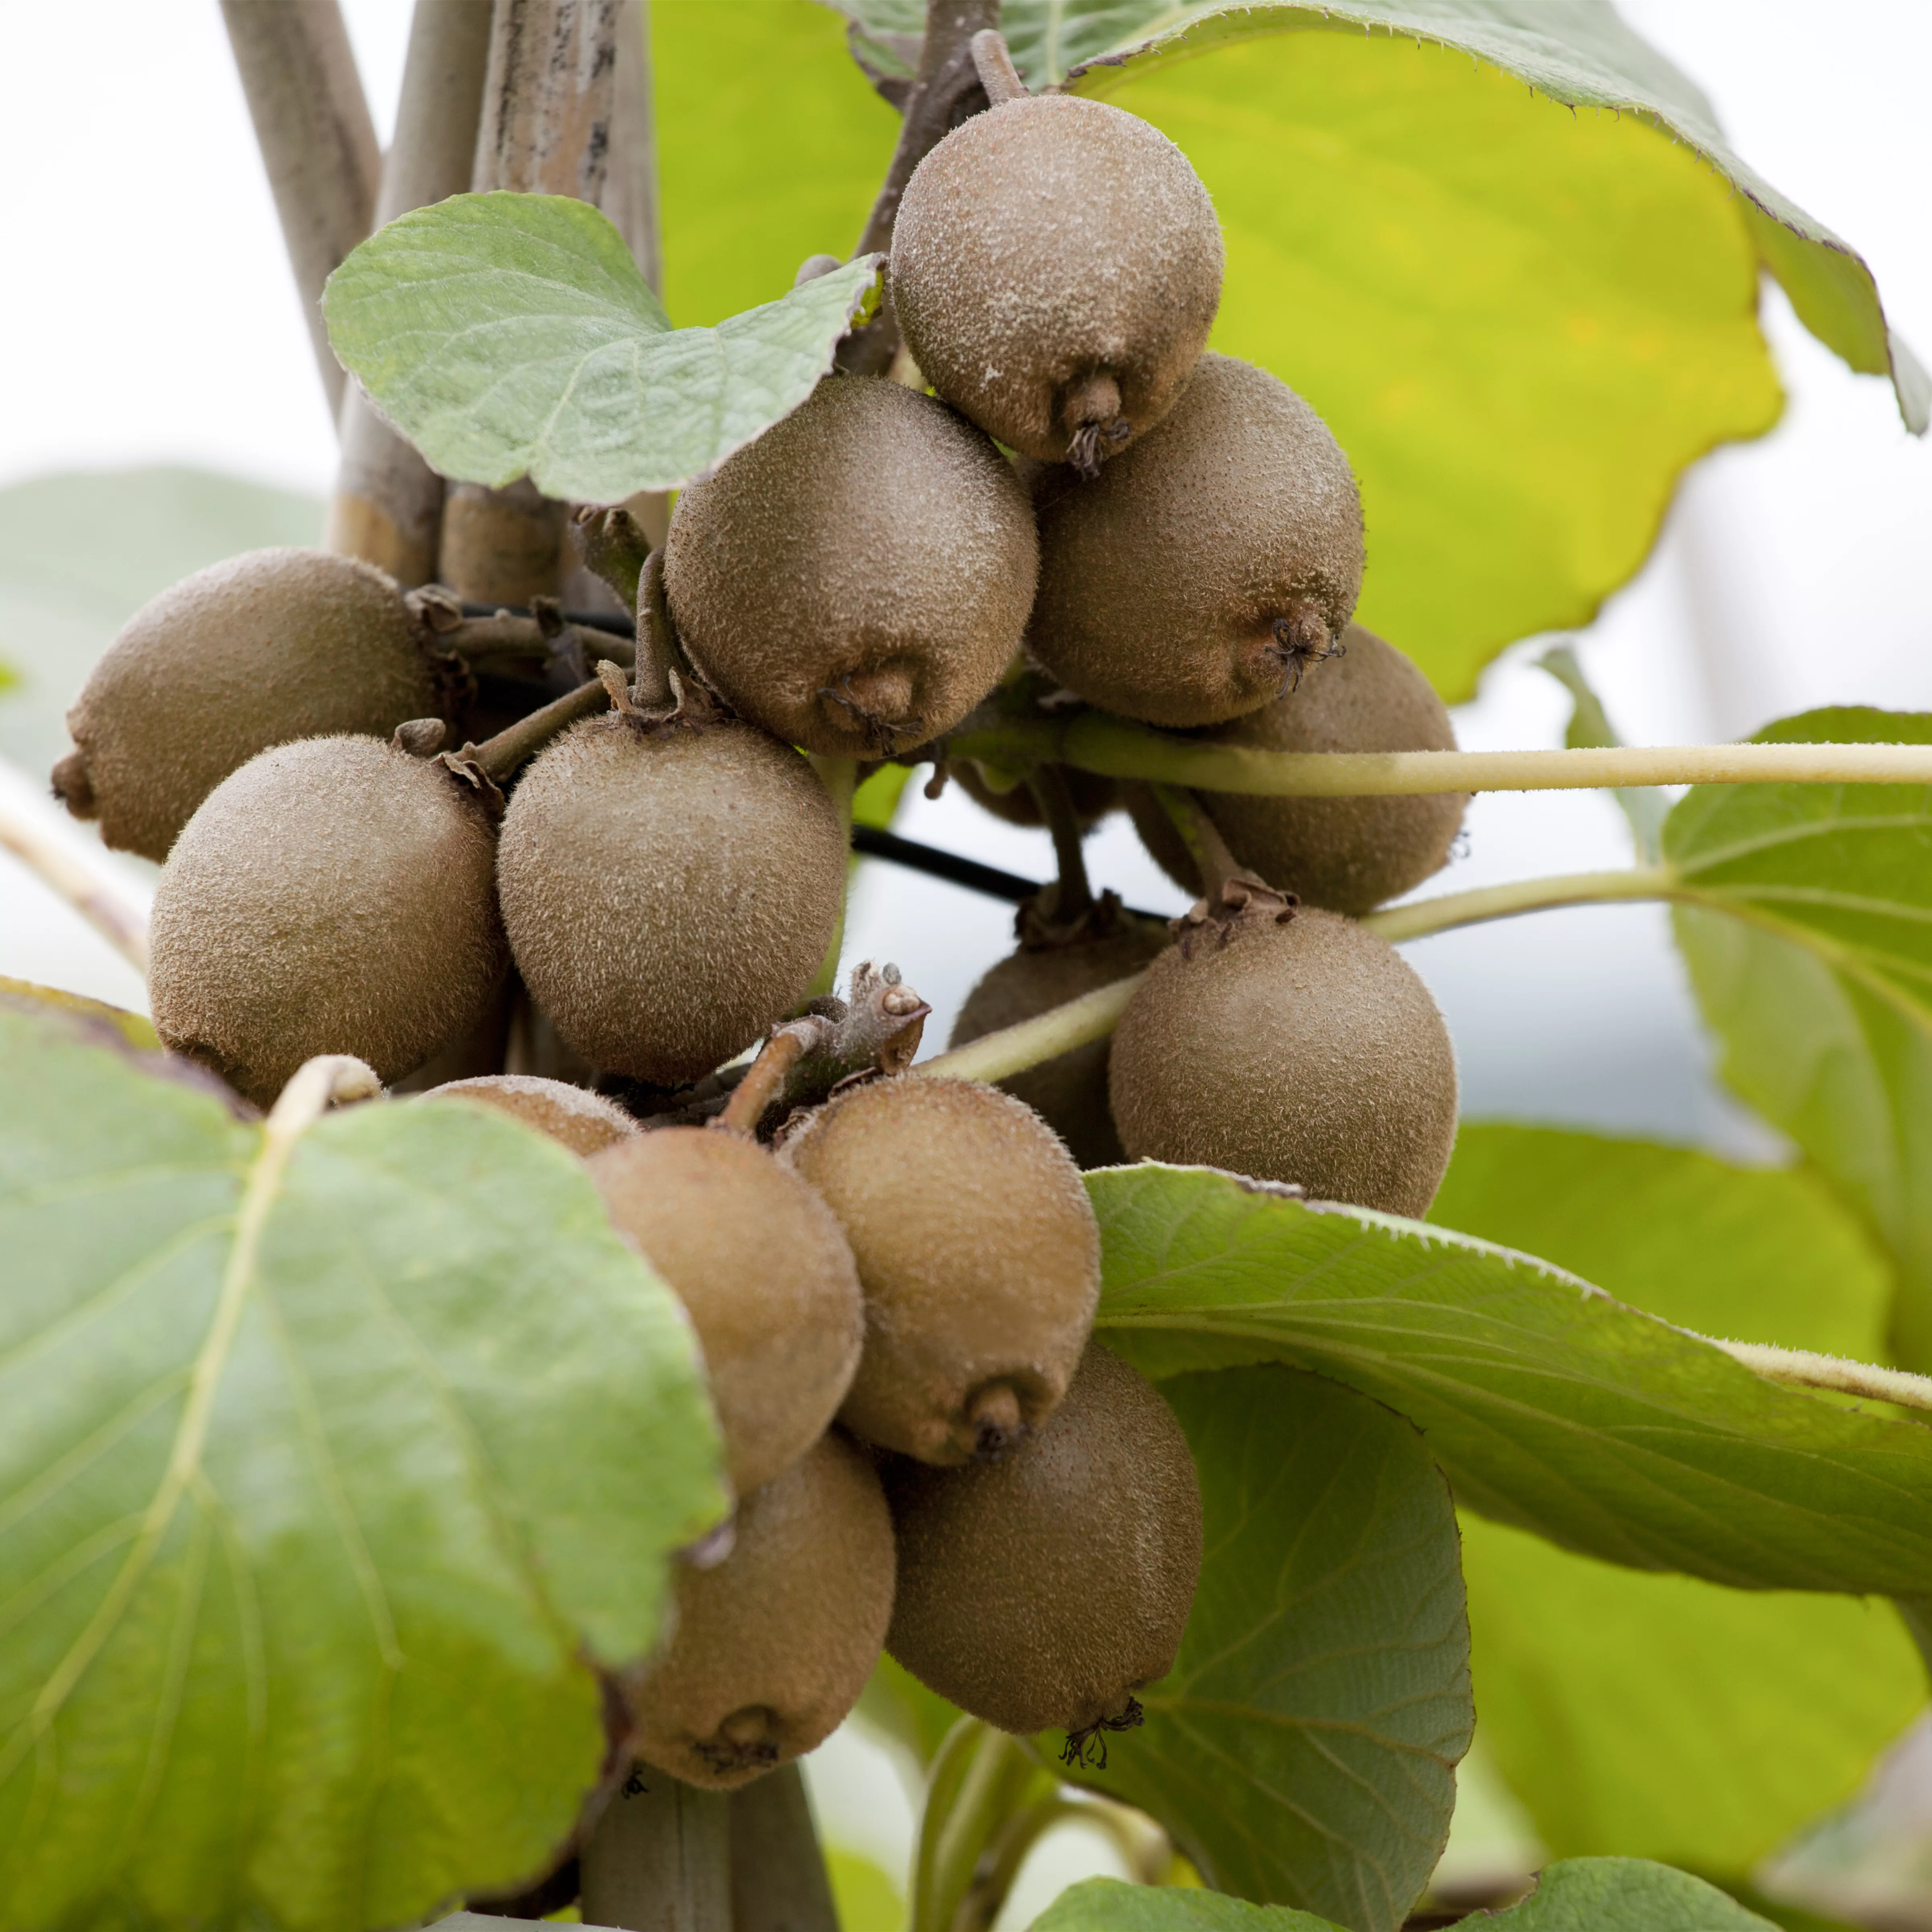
[663,377,1038,759]
[885,1341,1201,1746]
[1108,906,1458,1218]
[589,1127,865,1497]
[624,1430,895,1790]
[949,911,1170,1168]
[427,1073,638,1157]
[1027,353,1365,727]
[495,712,846,1086]
[952,760,1118,832]
[781,1077,1100,1465]
[891,95,1222,469]
[148,733,506,1106]
[54,548,450,861]
[1127,625,1467,916]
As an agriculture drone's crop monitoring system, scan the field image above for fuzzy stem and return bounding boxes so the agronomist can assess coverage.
[838,0,999,377]
[634,550,678,710]
[715,1032,810,1137]
[727,1763,838,1932]
[1030,766,1094,920]
[574,505,653,617]
[328,0,493,582]
[1697,1339,1932,1416]
[220,0,381,417]
[940,708,1932,797]
[0,810,151,974]
[1150,783,1246,898]
[471,672,612,782]
[968,29,1026,103]
[916,972,1145,1086]
[1361,866,1684,943]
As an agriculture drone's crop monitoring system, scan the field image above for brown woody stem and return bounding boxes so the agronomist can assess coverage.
[471,672,613,783]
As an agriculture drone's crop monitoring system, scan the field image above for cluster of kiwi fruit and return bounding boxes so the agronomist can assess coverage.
[48,29,1470,1826]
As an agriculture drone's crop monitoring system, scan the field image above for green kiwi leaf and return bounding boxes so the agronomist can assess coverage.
[1430,1127,1923,1875]
[321,192,882,502]
[0,997,726,1932]
[1031,1860,1779,1930]
[1664,709,1932,1374]
[1088,1163,1932,1595]
[1061,1366,1470,1932]
[815,2,1924,700]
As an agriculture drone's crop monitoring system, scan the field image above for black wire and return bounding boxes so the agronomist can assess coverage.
[459,599,634,639]
[850,825,1167,923]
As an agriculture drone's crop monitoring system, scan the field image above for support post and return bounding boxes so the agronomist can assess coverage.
[580,1768,733,1932]
[728,1765,839,1932]
[441,0,622,604]
[220,0,382,417]
[328,0,495,583]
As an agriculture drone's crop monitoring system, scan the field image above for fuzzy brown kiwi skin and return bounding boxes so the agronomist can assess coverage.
[56,548,447,861]
[1128,625,1468,916]
[781,1077,1100,1465]
[148,734,506,1107]
[1027,353,1364,728]
[427,1074,638,1156]
[1108,908,1457,1219]
[884,1340,1201,1740]
[588,1128,865,1498]
[891,95,1222,467]
[624,1430,895,1791]
[948,916,1170,1168]
[495,713,846,1086]
[663,377,1038,760]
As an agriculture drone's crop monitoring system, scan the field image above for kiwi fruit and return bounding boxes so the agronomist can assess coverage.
[1027,353,1365,727]
[891,95,1222,469]
[781,1076,1100,1464]
[588,1127,864,1496]
[428,1073,638,1156]
[1127,625,1467,915]
[951,760,1118,832]
[884,1340,1201,1742]
[495,714,846,1085]
[624,1430,895,1790]
[148,733,506,1106]
[54,548,447,861]
[1108,907,1457,1218]
[948,914,1170,1168]
[663,378,1038,759]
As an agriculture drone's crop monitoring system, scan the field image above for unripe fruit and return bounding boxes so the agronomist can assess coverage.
[1127,626,1466,915]
[782,1077,1099,1465]
[495,715,846,1086]
[664,378,1038,759]
[948,916,1170,1168]
[149,735,505,1106]
[1108,908,1457,1218]
[1028,353,1364,727]
[589,1128,864,1496]
[885,1341,1201,1741]
[428,1073,638,1156]
[625,1431,895,1790]
[54,548,446,860]
[952,760,1118,832]
[892,96,1222,469]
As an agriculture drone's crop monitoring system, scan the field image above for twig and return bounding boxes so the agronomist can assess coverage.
[329,0,494,584]
[837,0,999,376]
[574,506,654,616]
[220,0,382,417]
[1150,784,1245,900]
[941,706,1932,797]
[579,1768,732,1932]
[915,974,1146,1087]
[1362,867,1683,943]
[0,809,151,973]
[1697,1338,1932,1416]
[468,671,613,783]
[1030,766,1095,922]
[727,1764,838,1932]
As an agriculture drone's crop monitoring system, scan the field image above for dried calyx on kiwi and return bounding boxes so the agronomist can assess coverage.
[1028,353,1364,727]
[950,894,1169,1169]
[1127,625,1467,916]
[890,66,1222,471]
[54,548,463,861]
[495,694,846,1087]
[663,376,1037,759]
[589,1127,864,1497]
[426,1073,638,1156]
[149,727,506,1107]
[1109,889,1458,1218]
[885,1340,1201,1756]
[782,1076,1100,1465]
[624,1431,894,1790]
